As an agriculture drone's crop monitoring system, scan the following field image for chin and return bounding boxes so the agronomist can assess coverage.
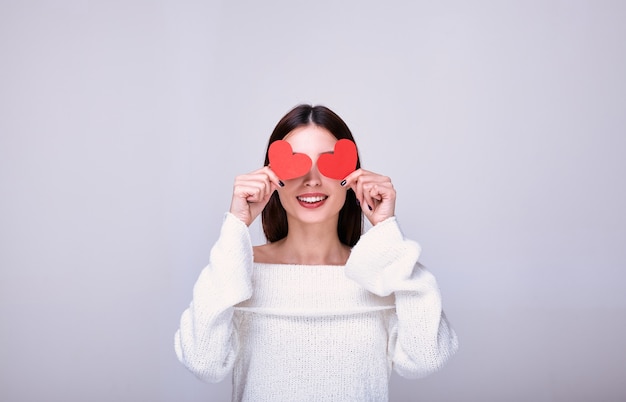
[286,204,343,225]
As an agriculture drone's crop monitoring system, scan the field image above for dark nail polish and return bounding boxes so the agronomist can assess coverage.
[278,180,285,187]
[340,180,347,186]
[356,199,360,206]
[368,204,373,211]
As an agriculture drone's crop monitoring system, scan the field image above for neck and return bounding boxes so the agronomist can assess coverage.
[277,218,349,265]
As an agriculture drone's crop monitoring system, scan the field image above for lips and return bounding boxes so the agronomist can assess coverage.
[297,195,328,203]
[296,193,328,208]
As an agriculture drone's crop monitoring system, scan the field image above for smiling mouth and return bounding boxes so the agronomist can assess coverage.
[296,195,329,204]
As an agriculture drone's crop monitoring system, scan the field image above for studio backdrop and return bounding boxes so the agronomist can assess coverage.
[1,1,625,401]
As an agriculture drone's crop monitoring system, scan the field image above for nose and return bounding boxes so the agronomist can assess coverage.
[303,163,322,187]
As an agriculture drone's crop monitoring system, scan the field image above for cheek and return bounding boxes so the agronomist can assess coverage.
[275,189,291,204]
[332,189,349,208]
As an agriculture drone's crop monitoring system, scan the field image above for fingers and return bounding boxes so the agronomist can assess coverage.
[342,169,396,224]
[234,177,270,201]
[233,166,281,202]
[230,166,282,225]
[343,169,394,208]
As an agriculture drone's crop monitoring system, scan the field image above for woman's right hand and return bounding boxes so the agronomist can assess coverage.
[229,166,282,226]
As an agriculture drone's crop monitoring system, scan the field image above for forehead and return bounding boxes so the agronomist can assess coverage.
[283,125,337,153]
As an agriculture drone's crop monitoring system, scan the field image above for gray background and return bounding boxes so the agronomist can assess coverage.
[1,1,625,401]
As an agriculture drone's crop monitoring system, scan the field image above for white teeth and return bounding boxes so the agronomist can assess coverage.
[297,196,327,203]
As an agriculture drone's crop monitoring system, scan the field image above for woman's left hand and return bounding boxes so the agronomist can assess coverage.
[342,169,396,225]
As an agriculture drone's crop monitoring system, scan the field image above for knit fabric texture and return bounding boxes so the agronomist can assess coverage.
[175,213,458,402]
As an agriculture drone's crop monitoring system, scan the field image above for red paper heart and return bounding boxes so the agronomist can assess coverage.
[268,140,312,180]
[317,139,358,180]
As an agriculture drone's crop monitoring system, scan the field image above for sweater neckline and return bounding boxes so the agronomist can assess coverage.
[253,262,346,268]
[236,261,395,316]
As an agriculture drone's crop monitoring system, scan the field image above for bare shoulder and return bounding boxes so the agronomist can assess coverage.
[253,243,278,264]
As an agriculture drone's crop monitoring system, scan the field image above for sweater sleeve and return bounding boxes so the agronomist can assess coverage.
[344,217,459,379]
[174,213,254,383]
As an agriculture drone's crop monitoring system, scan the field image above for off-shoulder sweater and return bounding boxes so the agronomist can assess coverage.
[175,213,458,402]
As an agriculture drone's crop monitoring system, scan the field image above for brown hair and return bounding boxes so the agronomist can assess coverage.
[261,104,363,246]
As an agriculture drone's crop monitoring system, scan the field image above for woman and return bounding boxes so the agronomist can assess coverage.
[175,104,458,401]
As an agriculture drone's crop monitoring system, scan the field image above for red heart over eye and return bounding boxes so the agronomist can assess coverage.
[268,140,312,180]
[317,139,358,180]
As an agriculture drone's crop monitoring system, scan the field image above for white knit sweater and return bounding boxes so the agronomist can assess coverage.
[175,213,458,402]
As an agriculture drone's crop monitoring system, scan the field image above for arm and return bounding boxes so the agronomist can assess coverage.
[174,213,253,382]
[345,217,459,378]
[175,166,281,381]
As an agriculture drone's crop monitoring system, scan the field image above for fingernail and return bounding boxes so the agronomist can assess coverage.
[340,180,347,186]
[356,199,360,206]
[278,180,285,187]
[368,204,372,211]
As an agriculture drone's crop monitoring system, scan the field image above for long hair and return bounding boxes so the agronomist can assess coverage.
[261,104,363,247]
